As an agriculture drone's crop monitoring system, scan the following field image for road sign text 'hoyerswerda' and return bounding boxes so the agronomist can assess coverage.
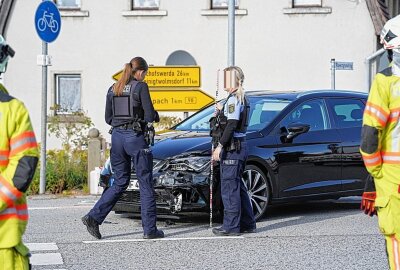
[113,66,201,88]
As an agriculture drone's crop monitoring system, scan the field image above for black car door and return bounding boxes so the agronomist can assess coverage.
[325,98,369,192]
[274,98,342,198]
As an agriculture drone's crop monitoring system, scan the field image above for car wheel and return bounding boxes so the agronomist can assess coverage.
[242,165,271,221]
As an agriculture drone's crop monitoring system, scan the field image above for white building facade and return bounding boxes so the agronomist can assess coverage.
[3,0,384,147]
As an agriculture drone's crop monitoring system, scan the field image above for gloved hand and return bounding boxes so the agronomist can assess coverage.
[99,174,110,188]
[145,123,155,146]
[154,111,160,123]
[361,191,377,216]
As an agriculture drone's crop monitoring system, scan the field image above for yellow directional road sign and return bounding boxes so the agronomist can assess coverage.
[112,66,201,88]
[150,89,214,111]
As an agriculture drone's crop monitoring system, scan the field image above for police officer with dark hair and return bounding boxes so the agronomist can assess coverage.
[211,66,256,236]
[82,56,164,239]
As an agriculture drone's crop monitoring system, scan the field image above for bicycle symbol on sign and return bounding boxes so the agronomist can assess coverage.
[37,11,59,33]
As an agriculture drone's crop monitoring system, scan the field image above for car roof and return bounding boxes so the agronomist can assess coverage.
[246,89,368,100]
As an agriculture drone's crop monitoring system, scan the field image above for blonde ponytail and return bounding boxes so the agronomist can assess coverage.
[236,83,245,105]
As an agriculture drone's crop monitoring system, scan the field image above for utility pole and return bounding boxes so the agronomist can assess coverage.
[228,0,235,66]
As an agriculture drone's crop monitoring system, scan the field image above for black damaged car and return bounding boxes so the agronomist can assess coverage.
[113,90,369,221]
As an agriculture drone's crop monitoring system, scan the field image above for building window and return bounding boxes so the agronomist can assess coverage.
[293,0,322,7]
[283,0,330,14]
[132,0,160,10]
[56,0,81,9]
[211,0,239,9]
[55,74,81,114]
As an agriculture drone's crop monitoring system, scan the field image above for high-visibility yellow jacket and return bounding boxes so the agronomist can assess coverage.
[361,67,400,180]
[0,83,38,249]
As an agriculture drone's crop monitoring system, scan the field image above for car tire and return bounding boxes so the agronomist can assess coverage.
[242,164,271,221]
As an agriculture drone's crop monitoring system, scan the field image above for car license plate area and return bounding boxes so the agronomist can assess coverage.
[127,179,139,190]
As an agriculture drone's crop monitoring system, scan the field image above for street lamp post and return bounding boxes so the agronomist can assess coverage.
[228,0,235,66]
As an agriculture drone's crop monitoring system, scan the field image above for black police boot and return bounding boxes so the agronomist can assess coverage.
[212,227,241,236]
[82,214,102,239]
[240,227,257,234]
[143,229,164,239]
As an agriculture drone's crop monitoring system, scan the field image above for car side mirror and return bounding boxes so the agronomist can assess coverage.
[286,123,310,140]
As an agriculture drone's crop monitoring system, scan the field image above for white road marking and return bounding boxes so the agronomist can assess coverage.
[77,199,99,205]
[26,242,58,251]
[30,253,64,266]
[83,236,245,244]
[27,242,64,266]
[29,205,92,210]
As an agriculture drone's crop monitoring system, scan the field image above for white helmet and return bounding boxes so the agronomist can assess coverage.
[381,15,400,50]
[0,35,15,74]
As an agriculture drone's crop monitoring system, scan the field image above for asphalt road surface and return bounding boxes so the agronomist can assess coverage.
[24,195,388,270]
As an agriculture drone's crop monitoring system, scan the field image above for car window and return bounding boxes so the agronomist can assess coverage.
[175,104,214,131]
[174,96,292,132]
[328,98,365,128]
[247,98,291,131]
[280,99,329,131]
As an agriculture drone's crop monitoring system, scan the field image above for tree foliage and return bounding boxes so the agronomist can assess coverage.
[154,115,182,131]
[48,105,94,151]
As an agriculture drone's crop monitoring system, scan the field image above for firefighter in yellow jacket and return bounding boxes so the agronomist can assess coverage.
[0,35,38,269]
[361,15,400,270]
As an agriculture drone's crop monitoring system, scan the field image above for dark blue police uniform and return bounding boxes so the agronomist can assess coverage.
[87,79,160,237]
[218,94,256,234]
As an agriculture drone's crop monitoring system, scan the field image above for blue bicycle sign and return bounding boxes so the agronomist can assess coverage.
[37,11,59,33]
[35,1,61,43]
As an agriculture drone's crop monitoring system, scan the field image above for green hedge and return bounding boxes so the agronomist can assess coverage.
[29,149,88,195]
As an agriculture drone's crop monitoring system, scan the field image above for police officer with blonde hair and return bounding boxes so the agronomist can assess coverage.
[0,35,39,269]
[211,66,256,236]
[360,14,400,269]
[82,56,163,240]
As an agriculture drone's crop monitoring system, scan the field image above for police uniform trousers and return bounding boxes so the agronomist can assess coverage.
[89,128,157,235]
[374,164,400,270]
[220,139,256,233]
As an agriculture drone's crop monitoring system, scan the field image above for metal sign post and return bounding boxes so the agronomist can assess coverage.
[330,58,336,90]
[331,59,354,90]
[34,0,61,194]
[228,0,235,66]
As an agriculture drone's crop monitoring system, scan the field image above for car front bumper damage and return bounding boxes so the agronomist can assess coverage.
[114,154,221,216]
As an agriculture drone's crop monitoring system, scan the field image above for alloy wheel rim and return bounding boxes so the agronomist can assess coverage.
[242,168,269,219]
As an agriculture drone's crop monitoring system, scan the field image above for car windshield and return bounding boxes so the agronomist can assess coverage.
[174,96,292,131]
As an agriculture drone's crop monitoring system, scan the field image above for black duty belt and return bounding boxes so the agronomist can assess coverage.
[112,122,143,133]
[114,123,135,130]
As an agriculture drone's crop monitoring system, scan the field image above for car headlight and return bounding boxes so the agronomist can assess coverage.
[168,156,210,172]
[153,159,167,172]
